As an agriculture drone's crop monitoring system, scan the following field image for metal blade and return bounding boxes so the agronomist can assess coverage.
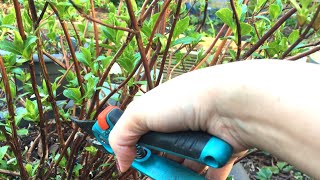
[71,116,96,137]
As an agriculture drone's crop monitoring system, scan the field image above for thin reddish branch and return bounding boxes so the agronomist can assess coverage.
[90,0,99,58]
[156,0,183,86]
[241,8,297,59]
[12,0,26,40]
[210,28,233,66]
[50,3,85,110]
[0,56,29,179]
[286,45,320,60]
[191,24,228,70]
[230,0,241,60]
[140,0,160,22]
[97,60,143,116]
[281,5,320,58]
[30,0,65,148]
[125,0,153,90]
[196,0,208,32]
[69,0,134,33]
[43,51,67,69]
[36,2,49,25]
[144,0,172,53]
[87,33,134,119]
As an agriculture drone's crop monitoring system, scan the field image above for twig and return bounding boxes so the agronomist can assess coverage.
[125,0,153,90]
[230,0,241,60]
[69,0,134,33]
[87,33,134,119]
[140,0,160,22]
[90,0,99,58]
[97,60,143,115]
[70,20,82,47]
[145,0,172,53]
[12,0,26,40]
[281,5,320,58]
[140,0,150,17]
[156,0,183,86]
[191,24,228,70]
[0,57,29,179]
[37,2,49,25]
[196,0,208,32]
[241,8,297,59]
[43,51,67,69]
[286,45,320,60]
[209,28,233,66]
[44,128,78,179]
[30,0,65,156]
[50,3,86,118]
[0,169,20,177]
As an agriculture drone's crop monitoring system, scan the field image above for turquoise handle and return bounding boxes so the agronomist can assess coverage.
[92,122,205,179]
[106,108,233,168]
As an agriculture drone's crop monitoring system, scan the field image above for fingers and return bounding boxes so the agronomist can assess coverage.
[109,110,148,172]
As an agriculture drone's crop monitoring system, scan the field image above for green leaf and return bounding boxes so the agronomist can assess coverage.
[240,23,252,36]
[268,166,279,174]
[17,128,28,136]
[216,8,234,30]
[22,36,37,59]
[256,167,273,179]
[301,0,312,9]
[79,47,92,67]
[255,0,267,12]
[289,0,301,12]
[0,41,21,55]
[277,162,287,170]
[63,88,82,104]
[229,49,236,61]
[254,15,271,24]
[288,30,299,44]
[2,12,15,25]
[173,17,190,39]
[283,165,293,172]
[269,4,281,19]
[171,36,195,47]
[76,52,89,66]
[24,99,38,122]
[25,164,33,176]
[9,81,16,99]
[0,146,9,160]
[73,163,83,177]
[85,146,98,155]
[13,31,24,50]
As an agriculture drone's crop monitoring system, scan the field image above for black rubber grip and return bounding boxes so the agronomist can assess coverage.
[108,108,211,159]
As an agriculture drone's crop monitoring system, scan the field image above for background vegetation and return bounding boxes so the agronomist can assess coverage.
[0,0,319,179]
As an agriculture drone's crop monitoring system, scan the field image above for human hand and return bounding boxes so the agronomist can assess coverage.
[109,64,250,179]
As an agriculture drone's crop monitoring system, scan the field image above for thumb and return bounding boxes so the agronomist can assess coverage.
[109,110,148,172]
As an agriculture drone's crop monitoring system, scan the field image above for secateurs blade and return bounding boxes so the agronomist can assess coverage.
[72,106,233,180]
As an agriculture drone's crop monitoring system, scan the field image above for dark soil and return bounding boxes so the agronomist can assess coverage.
[240,151,312,180]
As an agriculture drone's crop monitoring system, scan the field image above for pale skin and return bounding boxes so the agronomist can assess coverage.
[109,60,320,179]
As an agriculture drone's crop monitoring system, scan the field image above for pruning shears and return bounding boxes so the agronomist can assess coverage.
[72,106,233,179]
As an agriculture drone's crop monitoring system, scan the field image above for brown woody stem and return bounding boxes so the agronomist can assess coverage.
[125,0,153,90]
[0,57,29,179]
[156,0,183,86]
[230,0,241,60]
